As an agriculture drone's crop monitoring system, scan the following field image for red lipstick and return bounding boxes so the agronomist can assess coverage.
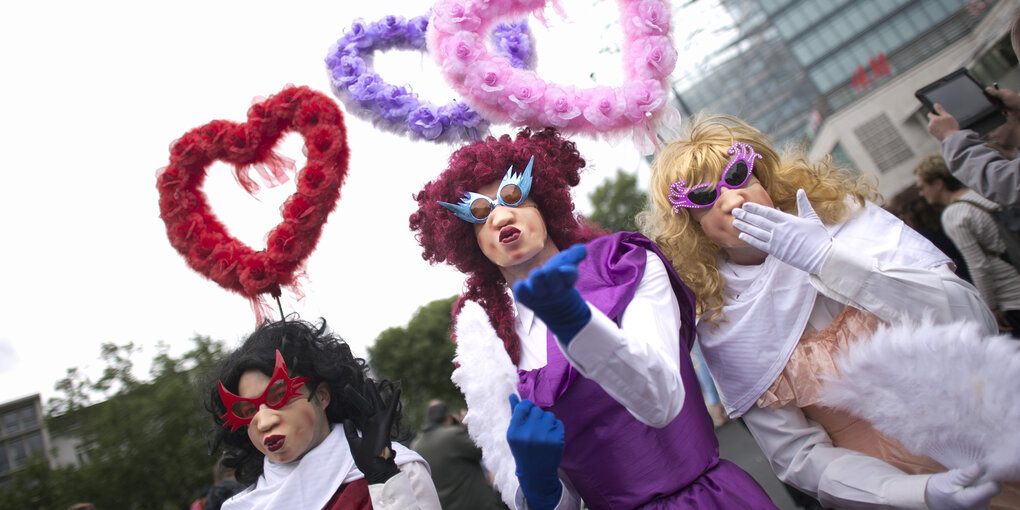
[264,435,285,452]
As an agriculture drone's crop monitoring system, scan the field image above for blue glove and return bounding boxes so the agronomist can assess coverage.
[513,244,591,344]
[507,394,564,510]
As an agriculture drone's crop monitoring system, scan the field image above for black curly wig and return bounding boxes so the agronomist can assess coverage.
[206,318,401,485]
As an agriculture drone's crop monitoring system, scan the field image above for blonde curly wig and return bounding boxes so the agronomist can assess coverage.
[639,114,878,325]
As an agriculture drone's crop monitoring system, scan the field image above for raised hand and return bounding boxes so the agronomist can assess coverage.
[927,103,961,141]
[513,244,591,344]
[507,394,564,510]
[733,189,833,275]
[342,380,402,484]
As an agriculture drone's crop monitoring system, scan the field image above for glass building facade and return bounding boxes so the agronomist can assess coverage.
[0,395,50,489]
[677,0,985,146]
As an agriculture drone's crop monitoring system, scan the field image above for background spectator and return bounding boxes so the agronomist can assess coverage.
[914,153,1020,336]
[410,400,508,510]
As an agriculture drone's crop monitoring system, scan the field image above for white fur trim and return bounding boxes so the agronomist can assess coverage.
[451,300,521,507]
[820,318,1020,481]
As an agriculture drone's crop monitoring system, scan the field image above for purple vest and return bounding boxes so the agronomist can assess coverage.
[517,233,720,508]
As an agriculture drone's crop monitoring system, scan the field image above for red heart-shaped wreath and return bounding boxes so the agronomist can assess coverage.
[157,85,349,308]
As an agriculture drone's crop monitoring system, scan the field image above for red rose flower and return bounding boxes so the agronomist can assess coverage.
[281,194,323,232]
[238,251,281,296]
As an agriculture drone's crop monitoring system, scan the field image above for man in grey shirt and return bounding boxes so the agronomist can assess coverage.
[927,9,1020,207]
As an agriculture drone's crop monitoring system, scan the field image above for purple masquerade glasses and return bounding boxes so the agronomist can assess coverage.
[668,142,763,211]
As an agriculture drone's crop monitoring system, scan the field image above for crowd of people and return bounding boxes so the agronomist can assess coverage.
[184,9,1020,510]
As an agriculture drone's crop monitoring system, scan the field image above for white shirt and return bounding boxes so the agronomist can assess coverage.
[740,236,996,510]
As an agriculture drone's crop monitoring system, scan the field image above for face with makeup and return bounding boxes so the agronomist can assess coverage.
[438,157,559,281]
[236,369,331,464]
[672,142,774,265]
[472,180,556,280]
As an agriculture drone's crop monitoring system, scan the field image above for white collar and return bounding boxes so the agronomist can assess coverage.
[223,423,424,510]
[698,254,817,417]
[514,298,536,335]
[698,201,951,417]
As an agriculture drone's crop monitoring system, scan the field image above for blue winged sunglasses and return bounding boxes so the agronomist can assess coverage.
[438,156,535,223]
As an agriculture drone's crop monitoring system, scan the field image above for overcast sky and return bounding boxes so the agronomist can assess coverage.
[0,0,732,407]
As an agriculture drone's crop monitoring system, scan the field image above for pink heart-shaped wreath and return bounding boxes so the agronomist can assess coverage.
[156,85,349,318]
[427,0,677,148]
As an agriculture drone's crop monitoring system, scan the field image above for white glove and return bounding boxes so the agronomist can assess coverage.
[732,189,832,274]
[924,464,1001,510]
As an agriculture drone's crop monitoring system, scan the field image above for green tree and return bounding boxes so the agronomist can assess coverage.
[0,335,228,510]
[587,168,648,233]
[368,296,466,431]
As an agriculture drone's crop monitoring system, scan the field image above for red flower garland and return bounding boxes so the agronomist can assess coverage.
[157,86,349,319]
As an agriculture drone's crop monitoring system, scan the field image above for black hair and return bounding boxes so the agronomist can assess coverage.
[424,400,450,426]
[205,318,402,485]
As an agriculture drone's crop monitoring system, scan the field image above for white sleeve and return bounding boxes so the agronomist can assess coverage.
[741,404,931,510]
[368,461,442,510]
[557,251,686,428]
[809,236,997,335]
[513,477,582,510]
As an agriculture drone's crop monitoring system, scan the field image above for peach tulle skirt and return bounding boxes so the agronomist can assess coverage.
[755,306,1019,508]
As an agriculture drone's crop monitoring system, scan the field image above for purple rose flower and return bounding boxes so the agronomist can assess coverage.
[493,22,532,69]
[372,15,407,41]
[331,55,366,88]
[408,105,445,140]
[349,73,384,103]
[343,19,374,49]
[404,14,430,48]
[375,85,417,121]
[438,102,483,129]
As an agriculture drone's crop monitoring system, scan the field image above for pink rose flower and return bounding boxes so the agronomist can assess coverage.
[540,85,582,128]
[498,71,546,122]
[440,32,484,77]
[634,35,677,78]
[465,60,512,106]
[472,0,513,17]
[433,0,481,34]
[623,80,666,121]
[582,86,627,131]
[629,0,670,35]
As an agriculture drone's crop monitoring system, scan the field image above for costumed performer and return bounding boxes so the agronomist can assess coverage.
[641,114,1014,509]
[409,127,777,510]
[207,319,442,510]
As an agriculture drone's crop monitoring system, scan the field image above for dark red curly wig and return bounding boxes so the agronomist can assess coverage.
[409,128,603,364]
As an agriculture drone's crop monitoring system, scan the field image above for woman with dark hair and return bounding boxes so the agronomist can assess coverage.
[207,319,441,509]
[410,128,775,510]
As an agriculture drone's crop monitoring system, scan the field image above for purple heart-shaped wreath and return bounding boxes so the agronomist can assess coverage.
[326,12,533,143]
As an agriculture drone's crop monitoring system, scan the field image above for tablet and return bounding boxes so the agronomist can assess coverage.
[915,68,1005,136]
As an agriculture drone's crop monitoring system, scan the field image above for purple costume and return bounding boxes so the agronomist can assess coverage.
[517,232,775,509]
